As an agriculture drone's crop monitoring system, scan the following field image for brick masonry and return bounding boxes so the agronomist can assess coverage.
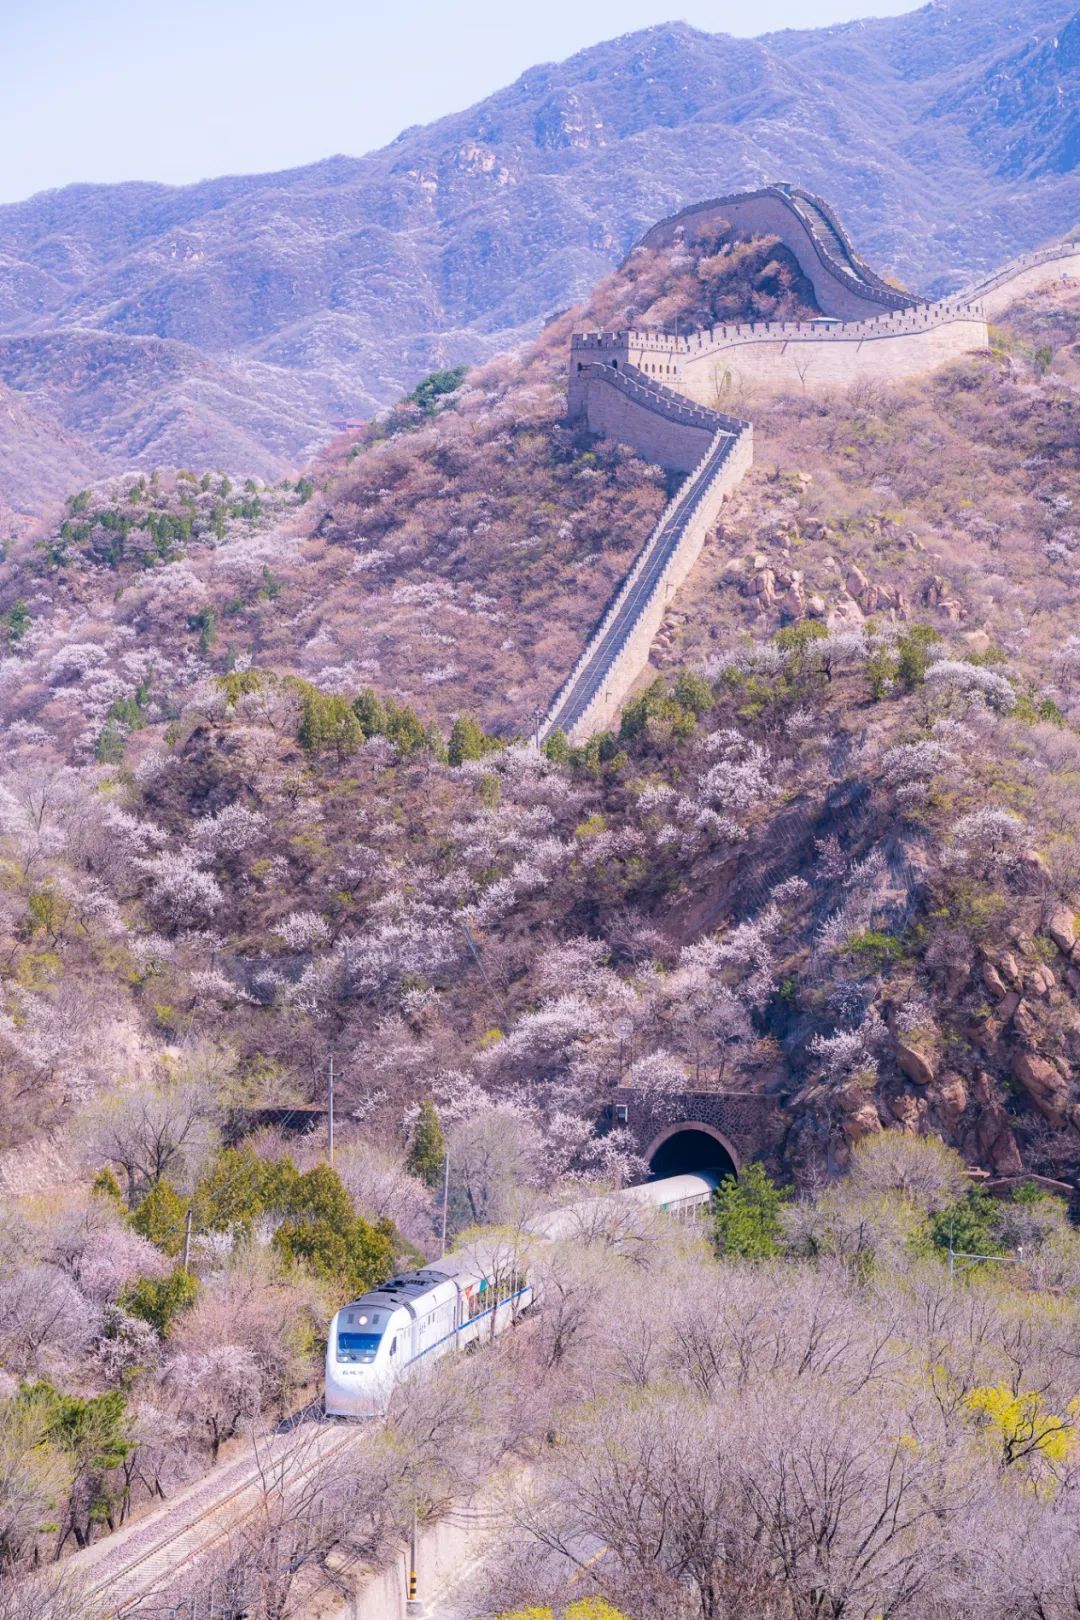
[610,1087,786,1172]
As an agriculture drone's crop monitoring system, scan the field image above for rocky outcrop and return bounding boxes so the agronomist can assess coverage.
[922,575,966,622]
[1048,909,1078,957]
[1011,1050,1070,1125]
[895,1040,936,1087]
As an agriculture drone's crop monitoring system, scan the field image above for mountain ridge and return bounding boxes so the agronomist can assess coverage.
[0,0,1076,519]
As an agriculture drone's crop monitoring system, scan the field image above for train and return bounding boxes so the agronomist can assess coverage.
[325,1169,720,1417]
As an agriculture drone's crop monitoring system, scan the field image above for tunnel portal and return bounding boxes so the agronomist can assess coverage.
[647,1122,739,1182]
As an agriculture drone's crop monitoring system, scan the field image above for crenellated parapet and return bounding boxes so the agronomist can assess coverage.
[636,183,923,322]
[547,363,752,741]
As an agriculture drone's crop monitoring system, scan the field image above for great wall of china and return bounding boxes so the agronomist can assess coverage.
[542,185,1080,744]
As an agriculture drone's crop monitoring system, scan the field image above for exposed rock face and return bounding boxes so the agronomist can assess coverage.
[896,1040,936,1087]
[1011,1050,1070,1124]
[932,1071,969,1129]
[838,1088,884,1142]
[844,566,908,618]
[1048,908,1078,956]
[976,1107,1026,1176]
[888,1090,926,1131]
[922,574,965,622]
[982,960,1008,1000]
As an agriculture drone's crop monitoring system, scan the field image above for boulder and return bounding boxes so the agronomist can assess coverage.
[996,990,1022,1023]
[888,1091,924,1131]
[1024,964,1056,998]
[933,1071,968,1127]
[981,961,1008,1001]
[779,584,806,621]
[1048,908,1077,957]
[1011,1050,1069,1124]
[998,952,1023,990]
[806,593,827,618]
[896,1039,935,1086]
[839,1093,883,1142]
[975,1105,1025,1176]
[749,568,776,604]
[1011,999,1040,1042]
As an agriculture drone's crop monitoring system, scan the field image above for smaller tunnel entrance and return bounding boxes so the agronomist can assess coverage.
[647,1123,738,1182]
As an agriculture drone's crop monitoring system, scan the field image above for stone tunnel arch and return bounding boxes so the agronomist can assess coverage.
[645,1120,740,1181]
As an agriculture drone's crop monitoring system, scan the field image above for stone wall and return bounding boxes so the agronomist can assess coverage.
[636,184,921,321]
[553,219,1079,745]
[569,358,718,472]
[572,299,990,400]
[968,243,1080,318]
[549,364,752,741]
[678,305,988,397]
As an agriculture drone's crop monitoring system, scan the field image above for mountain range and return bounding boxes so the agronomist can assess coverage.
[0,0,1077,518]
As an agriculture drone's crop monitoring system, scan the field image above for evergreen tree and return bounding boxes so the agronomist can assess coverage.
[120,1270,200,1336]
[448,713,496,766]
[352,686,388,737]
[130,1180,188,1256]
[542,727,570,765]
[407,1100,447,1189]
[711,1164,788,1260]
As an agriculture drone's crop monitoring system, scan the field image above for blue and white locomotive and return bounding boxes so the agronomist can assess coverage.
[325,1170,718,1417]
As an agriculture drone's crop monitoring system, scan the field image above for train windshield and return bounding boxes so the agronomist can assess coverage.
[336,1330,383,1362]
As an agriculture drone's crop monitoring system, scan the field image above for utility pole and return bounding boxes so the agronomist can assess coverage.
[182,1207,193,1272]
[440,1151,450,1259]
[406,1500,420,1614]
[457,919,510,1023]
[327,1055,335,1167]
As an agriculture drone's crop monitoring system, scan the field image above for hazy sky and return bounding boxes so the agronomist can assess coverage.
[1,0,917,206]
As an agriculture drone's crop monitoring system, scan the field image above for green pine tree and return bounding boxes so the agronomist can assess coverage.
[448,713,495,766]
[407,1100,447,1189]
[711,1164,789,1260]
[130,1181,188,1256]
[120,1270,200,1336]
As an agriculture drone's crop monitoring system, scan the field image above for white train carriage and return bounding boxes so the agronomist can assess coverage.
[325,1249,531,1417]
[325,1169,721,1417]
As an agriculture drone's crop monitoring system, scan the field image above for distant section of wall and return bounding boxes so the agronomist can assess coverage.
[968,243,1080,318]
[636,184,921,322]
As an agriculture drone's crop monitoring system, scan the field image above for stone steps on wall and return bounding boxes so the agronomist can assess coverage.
[544,364,751,741]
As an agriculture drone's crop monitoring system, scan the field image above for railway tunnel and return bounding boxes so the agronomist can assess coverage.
[646,1120,739,1182]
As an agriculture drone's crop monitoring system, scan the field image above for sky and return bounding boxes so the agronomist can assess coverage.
[0,0,918,206]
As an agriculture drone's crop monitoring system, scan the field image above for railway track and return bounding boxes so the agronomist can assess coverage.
[71,1413,364,1617]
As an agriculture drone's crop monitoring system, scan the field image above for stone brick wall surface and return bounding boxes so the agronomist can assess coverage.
[547,364,752,741]
[969,244,1080,318]
[611,1087,785,1168]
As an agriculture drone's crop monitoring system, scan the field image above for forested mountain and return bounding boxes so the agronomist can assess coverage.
[0,0,1076,517]
[0,31,1079,1601]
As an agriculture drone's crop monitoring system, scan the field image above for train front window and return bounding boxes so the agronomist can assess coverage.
[337,1330,383,1363]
